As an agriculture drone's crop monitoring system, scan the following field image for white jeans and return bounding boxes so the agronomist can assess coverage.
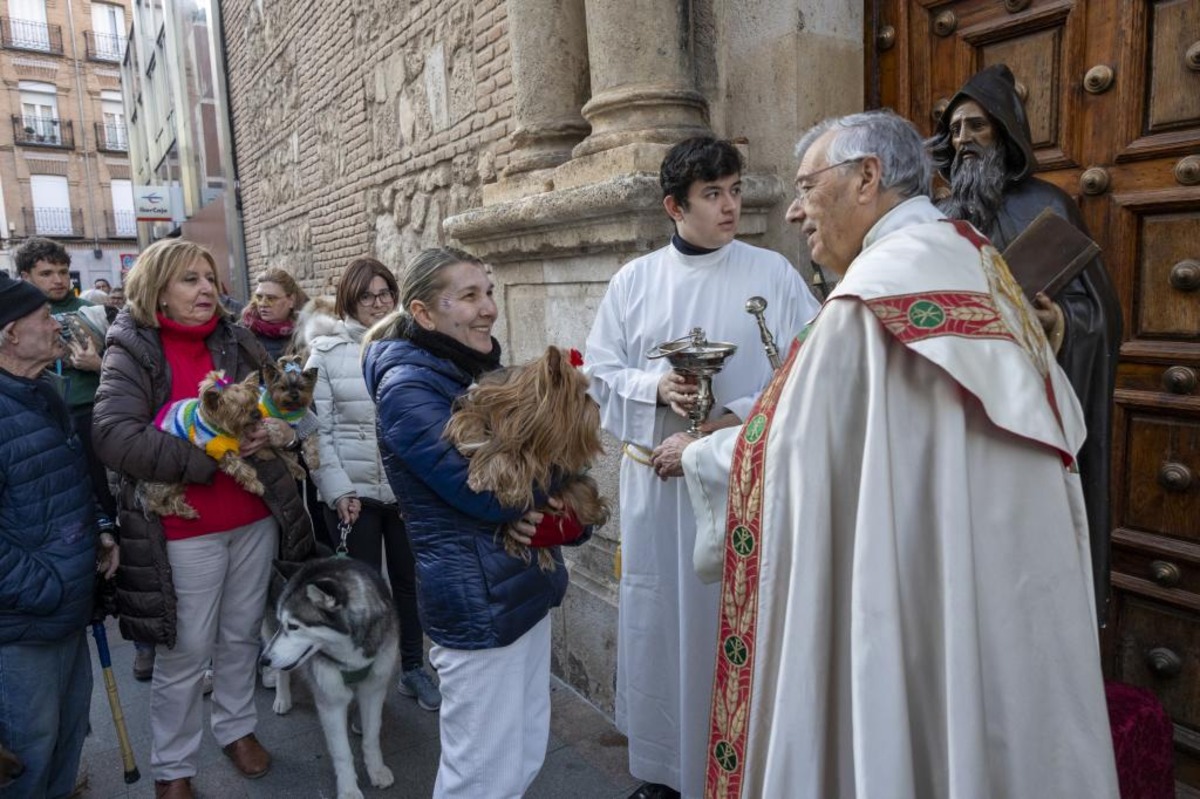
[430,615,552,799]
[150,516,277,780]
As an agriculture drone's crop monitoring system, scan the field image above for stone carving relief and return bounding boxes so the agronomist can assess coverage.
[254,130,301,210]
[259,216,313,282]
[372,153,480,271]
[312,102,347,189]
[240,44,299,145]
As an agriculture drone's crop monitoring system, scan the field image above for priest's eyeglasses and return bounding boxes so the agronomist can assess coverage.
[358,289,397,306]
[793,157,866,203]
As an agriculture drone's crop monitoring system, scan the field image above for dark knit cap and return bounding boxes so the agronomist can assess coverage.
[0,272,49,329]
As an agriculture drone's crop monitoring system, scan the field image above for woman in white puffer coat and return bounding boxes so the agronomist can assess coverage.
[303,257,441,711]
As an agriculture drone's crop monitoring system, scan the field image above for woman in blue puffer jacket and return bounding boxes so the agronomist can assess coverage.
[363,247,569,799]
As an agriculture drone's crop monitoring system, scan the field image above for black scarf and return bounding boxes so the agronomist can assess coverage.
[402,317,502,379]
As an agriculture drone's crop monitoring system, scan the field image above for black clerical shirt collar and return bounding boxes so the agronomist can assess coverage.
[671,233,721,256]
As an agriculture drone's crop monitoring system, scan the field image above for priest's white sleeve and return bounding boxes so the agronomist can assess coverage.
[682,426,740,583]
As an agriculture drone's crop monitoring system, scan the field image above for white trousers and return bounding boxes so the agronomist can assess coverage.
[150,516,277,780]
[430,615,552,799]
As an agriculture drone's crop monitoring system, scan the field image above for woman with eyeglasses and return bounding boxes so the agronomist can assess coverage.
[301,257,442,711]
[241,268,309,360]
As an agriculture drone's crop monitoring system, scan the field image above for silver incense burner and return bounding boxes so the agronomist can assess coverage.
[647,327,738,437]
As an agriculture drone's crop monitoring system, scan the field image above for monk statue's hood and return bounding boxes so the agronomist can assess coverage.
[932,64,1038,185]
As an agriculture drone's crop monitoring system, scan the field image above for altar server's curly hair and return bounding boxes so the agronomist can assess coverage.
[660,137,744,210]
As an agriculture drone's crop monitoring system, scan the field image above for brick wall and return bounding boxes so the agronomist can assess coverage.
[223,0,515,296]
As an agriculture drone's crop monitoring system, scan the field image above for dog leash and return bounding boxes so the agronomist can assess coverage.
[336,521,352,558]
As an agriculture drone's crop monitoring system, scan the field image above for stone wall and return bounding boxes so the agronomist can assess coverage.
[223,0,516,294]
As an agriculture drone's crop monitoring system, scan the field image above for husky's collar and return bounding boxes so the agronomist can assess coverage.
[339,664,373,685]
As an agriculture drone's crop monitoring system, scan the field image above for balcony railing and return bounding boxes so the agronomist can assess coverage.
[85,30,124,62]
[23,207,84,238]
[0,17,64,55]
[105,210,137,239]
[12,115,74,149]
[94,121,128,152]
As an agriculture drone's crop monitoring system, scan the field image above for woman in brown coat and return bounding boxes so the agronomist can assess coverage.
[93,239,314,799]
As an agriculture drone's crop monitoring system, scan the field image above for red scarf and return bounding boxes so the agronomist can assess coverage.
[156,313,270,540]
[241,304,294,339]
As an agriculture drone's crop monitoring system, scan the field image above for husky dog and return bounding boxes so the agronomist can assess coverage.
[261,557,399,799]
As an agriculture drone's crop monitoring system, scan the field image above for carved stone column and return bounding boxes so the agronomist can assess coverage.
[571,0,710,158]
[503,0,590,177]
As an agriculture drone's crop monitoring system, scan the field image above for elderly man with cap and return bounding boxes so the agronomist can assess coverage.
[0,273,118,799]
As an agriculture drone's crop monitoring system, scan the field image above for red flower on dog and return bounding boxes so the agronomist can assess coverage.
[568,348,584,368]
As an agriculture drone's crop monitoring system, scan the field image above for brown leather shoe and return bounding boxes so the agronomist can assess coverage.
[154,778,194,799]
[221,732,271,779]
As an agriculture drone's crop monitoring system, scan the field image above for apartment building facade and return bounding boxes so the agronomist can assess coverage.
[0,0,138,286]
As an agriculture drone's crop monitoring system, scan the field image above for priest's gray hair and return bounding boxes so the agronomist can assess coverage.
[794,110,932,200]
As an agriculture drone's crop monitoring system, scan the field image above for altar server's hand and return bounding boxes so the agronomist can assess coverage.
[699,413,740,434]
[657,370,698,418]
[651,432,696,480]
[1033,292,1065,353]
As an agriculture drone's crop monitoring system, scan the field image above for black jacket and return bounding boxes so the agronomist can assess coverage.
[93,311,314,646]
[934,64,1123,620]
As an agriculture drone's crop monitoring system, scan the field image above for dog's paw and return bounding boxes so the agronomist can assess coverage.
[272,694,292,715]
[367,764,394,789]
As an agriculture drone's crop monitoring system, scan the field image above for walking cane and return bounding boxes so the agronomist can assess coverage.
[89,622,139,784]
[91,571,140,785]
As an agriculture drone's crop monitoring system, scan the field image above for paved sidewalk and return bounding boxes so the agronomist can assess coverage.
[80,619,637,798]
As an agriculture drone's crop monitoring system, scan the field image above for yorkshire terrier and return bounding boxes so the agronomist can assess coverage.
[444,346,610,571]
[255,356,320,481]
[140,370,265,519]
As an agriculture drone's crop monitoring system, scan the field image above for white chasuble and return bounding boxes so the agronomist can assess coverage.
[585,239,819,795]
[695,198,1118,799]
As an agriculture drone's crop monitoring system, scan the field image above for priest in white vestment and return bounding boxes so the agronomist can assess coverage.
[584,137,819,799]
[679,112,1118,798]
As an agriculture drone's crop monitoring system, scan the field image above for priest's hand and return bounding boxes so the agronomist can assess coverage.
[651,432,697,481]
[699,413,741,434]
[658,370,698,418]
[1032,292,1066,353]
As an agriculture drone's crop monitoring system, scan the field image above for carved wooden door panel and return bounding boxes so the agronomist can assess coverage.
[867,0,1200,791]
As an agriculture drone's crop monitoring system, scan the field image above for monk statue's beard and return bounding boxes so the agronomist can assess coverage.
[940,141,1009,234]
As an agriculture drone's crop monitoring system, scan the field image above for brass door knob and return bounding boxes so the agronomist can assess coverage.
[1080,167,1110,195]
[933,10,957,36]
[877,25,896,51]
[1149,560,1182,588]
[1146,647,1183,678]
[1187,41,1200,72]
[1177,155,1200,186]
[1084,65,1115,94]
[1159,462,1194,493]
[1170,259,1200,292]
[1163,366,1198,394]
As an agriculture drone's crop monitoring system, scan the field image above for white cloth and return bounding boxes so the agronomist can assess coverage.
[584,239,819,795]
[429,615,552,799]
[687,197,1118,798]
[304,314,395,506]
[150,516,278,780]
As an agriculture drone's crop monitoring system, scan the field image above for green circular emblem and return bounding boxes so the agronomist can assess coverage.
[743,414,767,443]
[724,635,749,666]
[714,740,739,772]
[907,299,945,329]
[731,526,754,557]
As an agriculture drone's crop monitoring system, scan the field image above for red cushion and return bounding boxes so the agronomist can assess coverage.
[1105,680,1174,799]
[528,507,584,548]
